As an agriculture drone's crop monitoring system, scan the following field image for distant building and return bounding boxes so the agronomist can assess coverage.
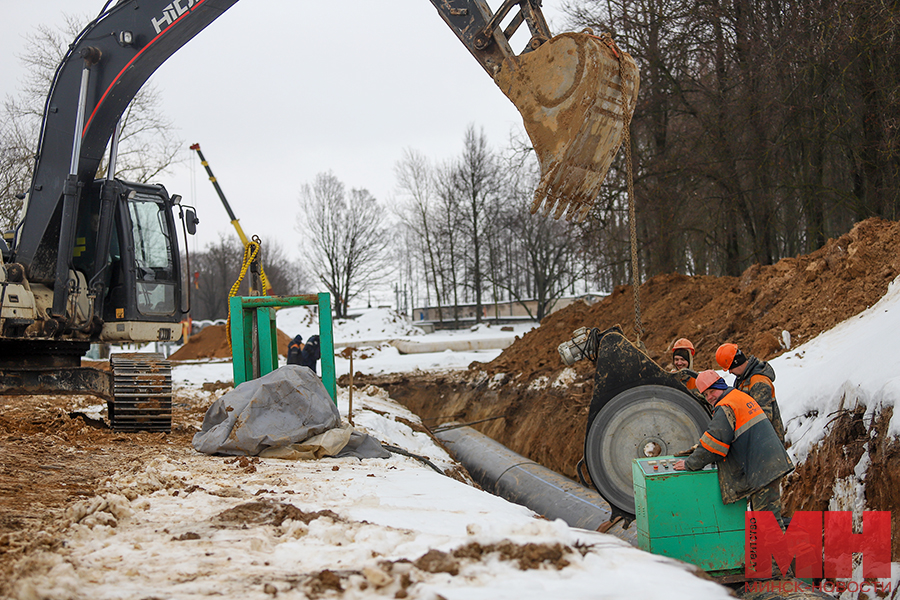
[412,294,605,328]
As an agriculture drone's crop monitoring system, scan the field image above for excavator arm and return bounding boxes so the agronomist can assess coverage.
[14,0,638,290]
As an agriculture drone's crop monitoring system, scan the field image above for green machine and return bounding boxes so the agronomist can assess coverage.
[633,456,746,577]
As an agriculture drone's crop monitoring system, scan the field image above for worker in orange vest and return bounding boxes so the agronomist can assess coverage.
[716,343,785,444]
[670,338,698,391]
[675,370,793,529]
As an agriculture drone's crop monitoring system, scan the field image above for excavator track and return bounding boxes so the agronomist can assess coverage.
[109,353,172,433]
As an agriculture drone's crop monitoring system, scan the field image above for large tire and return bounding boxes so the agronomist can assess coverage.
[584,384,710,515]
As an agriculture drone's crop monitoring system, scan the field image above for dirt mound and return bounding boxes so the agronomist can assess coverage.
[482,218,900,382]
[169,324,293,361]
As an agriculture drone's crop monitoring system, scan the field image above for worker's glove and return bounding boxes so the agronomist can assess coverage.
[674,444,698,457]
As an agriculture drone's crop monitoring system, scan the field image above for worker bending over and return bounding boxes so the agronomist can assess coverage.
[716,343,785,444]
[674,370,793,530]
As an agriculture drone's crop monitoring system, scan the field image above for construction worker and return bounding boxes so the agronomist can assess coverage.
[287,334,304,365]
[674,370,793,530]
[715,343,785,444]
[670,338,698,391]
[300,335,321,374]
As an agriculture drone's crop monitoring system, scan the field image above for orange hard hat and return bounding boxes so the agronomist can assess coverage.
[673,338,695,356]
[696,370,722,393]
[716,343,739,369]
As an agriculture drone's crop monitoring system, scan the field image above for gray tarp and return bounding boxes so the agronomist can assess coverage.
[192,365,389,460]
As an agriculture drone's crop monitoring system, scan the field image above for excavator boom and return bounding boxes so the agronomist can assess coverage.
[15,1,637,285]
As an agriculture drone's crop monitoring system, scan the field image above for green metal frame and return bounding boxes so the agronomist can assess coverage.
[228,293,336,402]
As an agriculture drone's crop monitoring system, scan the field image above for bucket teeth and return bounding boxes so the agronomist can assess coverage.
[498,32,639,222]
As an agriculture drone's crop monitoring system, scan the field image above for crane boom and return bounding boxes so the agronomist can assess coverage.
[189,143,271,294]
[189,143,249,247]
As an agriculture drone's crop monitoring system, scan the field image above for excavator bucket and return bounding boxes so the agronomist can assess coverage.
[495,32,639,222]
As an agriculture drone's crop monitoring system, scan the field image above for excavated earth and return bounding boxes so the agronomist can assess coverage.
[1,218,899,593]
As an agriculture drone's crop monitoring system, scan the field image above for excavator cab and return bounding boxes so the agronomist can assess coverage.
[98,181,186,341]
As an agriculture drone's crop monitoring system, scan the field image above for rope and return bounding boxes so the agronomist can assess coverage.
[225,238,269,351]
[601,33,645,346]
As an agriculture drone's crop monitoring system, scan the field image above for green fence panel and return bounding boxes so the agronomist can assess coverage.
[228,293,336,403]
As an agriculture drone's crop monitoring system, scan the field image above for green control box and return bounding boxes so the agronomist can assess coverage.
[633,456,746,574]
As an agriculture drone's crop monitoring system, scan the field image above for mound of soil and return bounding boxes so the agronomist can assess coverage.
[783,405,900,559]
[486,218,900,382]
[169,324,293,361]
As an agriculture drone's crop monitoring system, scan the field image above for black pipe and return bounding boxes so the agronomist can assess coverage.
[436,425,831,600]
[434,425,637,545]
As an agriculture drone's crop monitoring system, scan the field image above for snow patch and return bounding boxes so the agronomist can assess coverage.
[552,368,578,388]
[528,376,549,390]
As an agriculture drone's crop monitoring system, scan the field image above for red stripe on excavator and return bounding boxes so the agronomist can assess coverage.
[83,0,211,136]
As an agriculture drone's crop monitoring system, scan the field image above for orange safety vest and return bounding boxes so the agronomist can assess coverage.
[699,389,768,457]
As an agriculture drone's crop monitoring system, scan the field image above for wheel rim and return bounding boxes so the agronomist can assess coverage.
[584,385,709,514]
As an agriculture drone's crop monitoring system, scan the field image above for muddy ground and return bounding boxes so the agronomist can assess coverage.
[1,218,899,595]
[0,391,217,596]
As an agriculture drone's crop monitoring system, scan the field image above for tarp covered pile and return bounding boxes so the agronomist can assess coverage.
[192,365,389,460]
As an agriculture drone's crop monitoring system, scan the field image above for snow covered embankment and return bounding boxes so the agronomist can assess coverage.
[776,276,900,594]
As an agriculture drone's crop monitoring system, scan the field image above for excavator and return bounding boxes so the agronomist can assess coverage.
[0,0,638,432]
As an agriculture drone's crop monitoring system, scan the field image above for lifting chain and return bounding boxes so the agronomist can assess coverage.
[600,33,645,348]
[225,236,271,352]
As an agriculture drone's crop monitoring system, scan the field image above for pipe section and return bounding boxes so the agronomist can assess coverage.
[435,425,637,545]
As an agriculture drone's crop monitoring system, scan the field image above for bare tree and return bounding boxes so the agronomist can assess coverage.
[0,15,183,226]
[260,240,312,297]
[491,152,585,320]
[395,148,447,322]
[187,235,310,321]
[434,160,465,324]
[452,125,502,323]
[296,172,391,319]
[188,234,244,321]
[562,0,898,280]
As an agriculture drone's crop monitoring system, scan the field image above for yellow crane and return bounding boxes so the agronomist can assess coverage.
[190,143,271,295]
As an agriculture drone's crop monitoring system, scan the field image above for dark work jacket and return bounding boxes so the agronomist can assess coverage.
[287,335,303,365]
[685,387,793,504]
[733,357,785,444]
[300,335,321,374]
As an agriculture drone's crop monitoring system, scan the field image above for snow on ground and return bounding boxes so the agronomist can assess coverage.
[773,276,900,461]
[12,386,732,600]
[84,283,900,599]
[276,306,536,345]
[271,306,536,376]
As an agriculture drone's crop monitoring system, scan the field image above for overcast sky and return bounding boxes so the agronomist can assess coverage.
[1,1,569,296]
